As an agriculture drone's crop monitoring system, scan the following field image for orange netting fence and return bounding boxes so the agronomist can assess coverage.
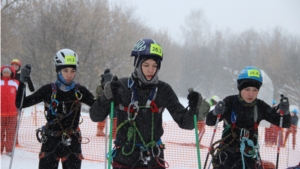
[10,105,300,169]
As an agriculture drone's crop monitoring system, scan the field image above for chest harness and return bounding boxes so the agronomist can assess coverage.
[210,97,262,169]
[111,78,168,168]
[36,83,85,146]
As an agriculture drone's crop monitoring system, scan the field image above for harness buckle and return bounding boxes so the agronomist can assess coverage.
[36,128,48,143]
[139,150,151,165]
[61,133,72,146]
[241,129,250,138]
[219,151,228,165]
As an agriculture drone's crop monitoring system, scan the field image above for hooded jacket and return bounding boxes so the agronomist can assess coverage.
[15,82,95,131]
[1,66,19,116]
[90,77,195,167]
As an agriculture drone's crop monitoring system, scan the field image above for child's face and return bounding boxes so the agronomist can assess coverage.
[61,67,76,83]
[2,71,11,77]
[11,64,20,71]
[240,87,259,103]
[141,59,158,81]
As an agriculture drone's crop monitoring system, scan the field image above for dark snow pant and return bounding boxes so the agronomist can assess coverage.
[38,134,83,169]
[112,160,166,169]
[39,152,82,169]
[111,147,166,169]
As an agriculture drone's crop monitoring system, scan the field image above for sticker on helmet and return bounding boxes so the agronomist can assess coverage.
[65,55,76,64]
[150,44,162,57]
[247,69,260,78]
[133,40,146,51]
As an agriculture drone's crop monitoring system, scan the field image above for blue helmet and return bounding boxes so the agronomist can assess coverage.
[292,109,298,114]
[272,100,277,105]
[237,66,263,83]
[237,66,263,91]
[131,38,163,69]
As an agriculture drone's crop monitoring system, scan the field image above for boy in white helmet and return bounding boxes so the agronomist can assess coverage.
[16,49,96,169]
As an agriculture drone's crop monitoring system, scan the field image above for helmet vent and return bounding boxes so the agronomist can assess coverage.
[60,52,65,58]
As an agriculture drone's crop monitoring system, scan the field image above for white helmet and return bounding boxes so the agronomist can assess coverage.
[54,48,79,68]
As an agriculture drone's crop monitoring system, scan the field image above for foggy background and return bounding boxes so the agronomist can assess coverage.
[1,0,299,105]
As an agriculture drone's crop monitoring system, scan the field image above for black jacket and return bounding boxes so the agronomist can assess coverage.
[16,82,95,131]
[206,95,291,169]
[90,77,195,167]
[206,95,291,147]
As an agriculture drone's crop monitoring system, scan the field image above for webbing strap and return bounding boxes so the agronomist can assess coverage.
[254,105,258,130]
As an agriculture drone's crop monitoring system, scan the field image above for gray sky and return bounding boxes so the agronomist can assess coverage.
[109,0,300,43]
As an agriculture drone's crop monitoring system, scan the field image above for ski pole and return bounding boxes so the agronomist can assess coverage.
[9,84,26,169]
[275,94,286,169]
[107,101,114,169]
[105,117,108,169]
[203,113,221,169]
[194,113,202,169]
[188,88,202,169]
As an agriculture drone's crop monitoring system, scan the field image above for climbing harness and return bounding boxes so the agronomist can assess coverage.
[210,96,262,169]
[111,78,168,168]
[36,82,88,145]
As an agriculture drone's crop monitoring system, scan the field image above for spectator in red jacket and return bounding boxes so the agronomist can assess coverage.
[1,65,19,156]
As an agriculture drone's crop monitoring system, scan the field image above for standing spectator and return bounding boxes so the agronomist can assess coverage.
[11,59,22,146]
[206,66,291,169]
[1,65,19,156]
[11,59,22,82]
[210,95,220,110]
[271,100,284,147]
[95,69,117,138]
[11,58,35,93]
[197,95,219,144]
[284,109,298,149]
[90,38,202,168]
[265,100,279,146]
[15,49,96,169]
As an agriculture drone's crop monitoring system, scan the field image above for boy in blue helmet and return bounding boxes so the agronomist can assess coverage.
[206,66,291,169]
[284,109,298,149]
[90,38,202,169]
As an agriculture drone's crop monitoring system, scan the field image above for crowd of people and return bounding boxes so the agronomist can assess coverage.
[1,38,299,169]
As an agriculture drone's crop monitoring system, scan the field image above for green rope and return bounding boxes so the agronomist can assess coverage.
[122,126,136,156]
[118,106,157,156]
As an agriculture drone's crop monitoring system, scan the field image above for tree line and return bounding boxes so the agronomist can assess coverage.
[1,0,299,106]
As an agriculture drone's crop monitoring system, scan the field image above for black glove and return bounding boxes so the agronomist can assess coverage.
[279,96,289,115]
[187,88,203,114]
[103,76,131,105]
[20,64,31,83]
[213,101,225,116]
[101,69,113,89]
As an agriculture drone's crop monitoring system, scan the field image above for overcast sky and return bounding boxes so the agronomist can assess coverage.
[108,0,300,43]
